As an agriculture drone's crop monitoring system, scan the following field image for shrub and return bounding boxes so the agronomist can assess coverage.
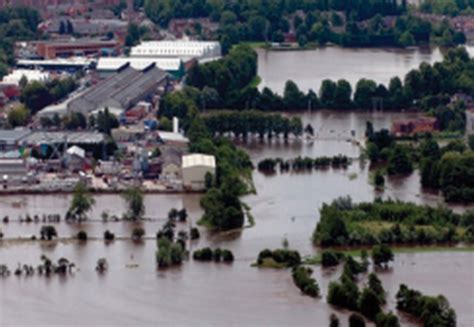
[371,244,394,267]
[396,284,456,326]
[375,312,400,327]
[358,288,382,320]
[77,230,88,241]
[190,227,200,240]
[104,230,115,241]
[349,313,366,327]
[193,247,213,261]
[132,227,145,241]
[213,248,222,262]
[222,249,234,262]
[292,266,320,298]
[321,250,344,267]
[40,225,57,241]
[257,249,273,264]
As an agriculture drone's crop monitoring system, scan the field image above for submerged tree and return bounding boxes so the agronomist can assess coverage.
[122,186,145,220]
[68,182,95,221]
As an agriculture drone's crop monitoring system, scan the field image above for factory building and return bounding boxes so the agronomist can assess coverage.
[96,57,185,79]
[40,63,169,118]
[130,40,221,62]
[35,38,119,59]
[181,154,216,191]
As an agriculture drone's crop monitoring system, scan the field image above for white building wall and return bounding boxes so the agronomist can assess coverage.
[182,165,215,191]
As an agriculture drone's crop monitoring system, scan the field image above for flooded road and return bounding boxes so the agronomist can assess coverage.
[1,112,473,325]
[258,46,474,94]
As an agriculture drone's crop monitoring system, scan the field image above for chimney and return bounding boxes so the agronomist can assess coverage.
[172,117,179,134]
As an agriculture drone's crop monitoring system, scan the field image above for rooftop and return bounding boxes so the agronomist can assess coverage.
[68,64,168,115]
[23,131,105,145]
[97,57,183,71]
[0,129,32,144]
[182,153,216,169]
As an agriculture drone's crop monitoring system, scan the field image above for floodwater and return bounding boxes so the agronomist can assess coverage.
[257,46,474,94]
[1,112,474,325]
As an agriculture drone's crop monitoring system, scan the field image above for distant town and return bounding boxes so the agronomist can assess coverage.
[0,1,224,194]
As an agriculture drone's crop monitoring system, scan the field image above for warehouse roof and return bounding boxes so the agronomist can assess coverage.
[23,131,105,145]
[0,129,32,144]
[130,40,221,59]
[182,154,215,169]
[97,57,183,71]
[68,64,168,115]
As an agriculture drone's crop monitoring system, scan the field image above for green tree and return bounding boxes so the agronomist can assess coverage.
[349,313,366,327]
[122,186,145,219]
[371,244,394,267]
[7,106,29,127]
[68,182,95,221]
[358,288,382,320]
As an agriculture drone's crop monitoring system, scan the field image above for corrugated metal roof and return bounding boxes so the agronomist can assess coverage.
[182,154,215,169]
[23,131,105,145]
[0,129,32,143]
[97,57,182,71]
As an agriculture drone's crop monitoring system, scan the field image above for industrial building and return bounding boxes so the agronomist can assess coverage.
[34,38,119,59]
[68,64,168,116]
[161,147,182,181]
[1,69,50,86]
[181,154,215,191]
[17,58,94,72]
[0,129,32,152]
[130,40,221,62]
[40,64,169,117]
[97,57,185,79]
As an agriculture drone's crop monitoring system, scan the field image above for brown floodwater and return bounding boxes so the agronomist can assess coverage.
[1,112,473,325]
[258,46,474,94]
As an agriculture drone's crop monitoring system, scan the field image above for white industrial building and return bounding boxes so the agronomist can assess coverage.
[181,153,216,191]
[96,57,185,78]
[130,40,221,62]
[1,69,50,86]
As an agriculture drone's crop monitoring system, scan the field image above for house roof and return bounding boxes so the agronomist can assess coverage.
[162,147,182,166]
[66,145,85,158]
[182,154,215,169]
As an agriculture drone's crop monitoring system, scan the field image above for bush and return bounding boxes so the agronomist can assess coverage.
[222,249,234,262]
[396,284,456,326]
[131,227,145,241]
[375,312,400,327]
[371,244,394,267]
[40,225,58,241]
[257,248,273,264]
[104,230,115,241]
[193,247,213,261]
[358,288,382,320]
[190,227,200,240]
[292,266,320,298]
[321,250,344,267]
[213,248,222,262]
[349,313,366,327]
[77,230,88,241]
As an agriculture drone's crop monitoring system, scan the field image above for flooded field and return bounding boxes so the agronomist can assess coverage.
[258,46,474,94]
[1,112,473,325]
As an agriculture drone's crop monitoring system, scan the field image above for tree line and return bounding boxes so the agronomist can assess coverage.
[0,7,41,78]
[419,134,474,203]
[202,111,303,140]
[180,46,474,115]
[312,196,474,247]
[258,155,351,173]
